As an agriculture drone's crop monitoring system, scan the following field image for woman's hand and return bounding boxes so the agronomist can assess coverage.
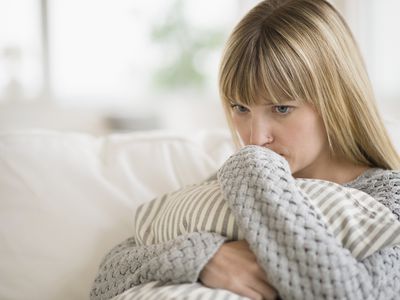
[199,240,278,300]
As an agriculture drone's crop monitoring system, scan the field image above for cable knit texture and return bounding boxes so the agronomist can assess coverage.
[90,145,400,300]
[90,232,226,299]
[217,146,400,300]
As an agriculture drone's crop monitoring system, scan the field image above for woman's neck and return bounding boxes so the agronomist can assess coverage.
[293,156,371,184]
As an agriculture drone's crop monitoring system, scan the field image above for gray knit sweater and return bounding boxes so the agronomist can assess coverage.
[90,146,400,300]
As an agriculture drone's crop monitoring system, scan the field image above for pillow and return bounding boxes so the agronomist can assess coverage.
[111,281,245,300]
[134,177,400,260]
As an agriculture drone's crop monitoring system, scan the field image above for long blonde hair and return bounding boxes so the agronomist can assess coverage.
[219,0,400,170]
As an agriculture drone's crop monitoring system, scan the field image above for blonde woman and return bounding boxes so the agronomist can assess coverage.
[91,1,400,299]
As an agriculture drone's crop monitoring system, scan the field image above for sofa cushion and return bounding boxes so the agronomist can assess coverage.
[0,129,234,300]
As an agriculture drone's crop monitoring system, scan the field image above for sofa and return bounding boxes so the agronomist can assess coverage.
[1,120,399,300]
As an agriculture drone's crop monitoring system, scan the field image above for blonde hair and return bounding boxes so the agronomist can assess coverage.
[219,0,400,170]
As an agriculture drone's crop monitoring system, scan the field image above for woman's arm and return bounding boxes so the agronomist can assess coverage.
[90,232,226,300]
[217,145,400,300]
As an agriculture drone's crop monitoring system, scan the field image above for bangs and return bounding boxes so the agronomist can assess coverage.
[220,25,315,107]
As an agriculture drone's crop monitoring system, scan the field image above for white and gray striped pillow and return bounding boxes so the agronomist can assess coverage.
[134,178,400,260]
[111,281,246,300]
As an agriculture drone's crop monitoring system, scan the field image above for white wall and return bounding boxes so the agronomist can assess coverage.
[0,0,398,135]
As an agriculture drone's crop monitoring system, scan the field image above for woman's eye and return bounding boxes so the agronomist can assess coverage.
[274,105,293,115]
[230,104,249,113]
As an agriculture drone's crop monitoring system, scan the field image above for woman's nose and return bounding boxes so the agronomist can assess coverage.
[249,118,274,146]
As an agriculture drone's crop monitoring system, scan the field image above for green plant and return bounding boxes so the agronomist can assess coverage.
[150,0,225,91]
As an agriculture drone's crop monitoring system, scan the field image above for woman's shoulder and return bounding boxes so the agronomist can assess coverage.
[345,168,400,187]
[365,168,400,181]
[345,168,400,214]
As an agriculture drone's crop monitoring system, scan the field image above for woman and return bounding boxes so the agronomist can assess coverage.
[90,0,400,299]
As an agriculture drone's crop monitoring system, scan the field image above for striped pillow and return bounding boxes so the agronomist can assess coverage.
[133,178,400,260]
[111,281,245,300]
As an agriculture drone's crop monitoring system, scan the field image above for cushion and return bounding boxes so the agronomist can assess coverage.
[111,281,246,300]
[0,129,234,300]
[134,176,400,260]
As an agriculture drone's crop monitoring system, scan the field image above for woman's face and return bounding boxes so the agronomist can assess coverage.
[230,100,330,178]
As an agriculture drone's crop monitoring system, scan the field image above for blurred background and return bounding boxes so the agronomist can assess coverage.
[0,0,399,135]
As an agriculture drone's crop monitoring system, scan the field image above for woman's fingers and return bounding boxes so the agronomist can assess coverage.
[228,284,264,300]
[255,263,279,299]
[239,258,278,299]
[247,278,279,300]
[226,281,277,300]
[199,240,279,300]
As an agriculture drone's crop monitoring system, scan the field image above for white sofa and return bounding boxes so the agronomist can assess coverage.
[0,121,399,300]
[0,129,235,300]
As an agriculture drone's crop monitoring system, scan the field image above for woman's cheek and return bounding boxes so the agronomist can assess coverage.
[233,118,250,145]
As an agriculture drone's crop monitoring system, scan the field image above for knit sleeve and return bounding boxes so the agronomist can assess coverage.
[90,231,226,300]
[217,145,400,300]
